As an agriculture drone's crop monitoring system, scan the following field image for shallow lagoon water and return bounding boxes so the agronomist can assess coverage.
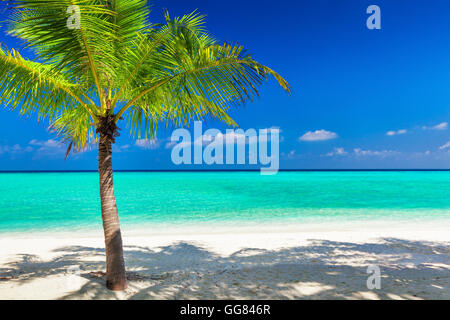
[0,171,449,234]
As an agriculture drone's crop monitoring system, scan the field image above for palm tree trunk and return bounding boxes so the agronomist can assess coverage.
[98,132,127,291]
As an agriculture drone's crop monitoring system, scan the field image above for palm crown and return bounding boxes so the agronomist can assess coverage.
[0,0,290,154]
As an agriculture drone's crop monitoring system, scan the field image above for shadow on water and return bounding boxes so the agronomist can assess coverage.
[0,238,449,300]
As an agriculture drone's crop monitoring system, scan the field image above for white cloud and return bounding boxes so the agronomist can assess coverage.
[0,139,90,159]
[29,139,61,148]
[439,141,450,150]
[165,133,243,149]
[283,150,296,159]
[0,144,33,155]
[215,128,280,145]
[28,139,66,158]
[216,129,251,145]
[386,129,407,136]
[164,141,177,149]
[112,144,131,153]
[299,129,338,142]
[422,122,448,131]
[165,128,280,149]
[353,148,399,157]
[135,139,159,150]
[215,132,246,144]
[325,147,348,157]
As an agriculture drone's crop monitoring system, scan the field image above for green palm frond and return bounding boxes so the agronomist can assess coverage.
[113,11,290,132]
[0,45,91,120]
[49,105,96,152]
[104,0,150,89]
[2,1,290,155]
[112,10,210,107]
[127,88,237,139]
[8,0,117,105]
[115,41,290,123]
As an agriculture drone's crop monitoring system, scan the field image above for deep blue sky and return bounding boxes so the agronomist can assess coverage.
[0,0,449,170]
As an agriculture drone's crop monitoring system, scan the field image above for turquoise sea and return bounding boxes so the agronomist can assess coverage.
[0,171,449,234]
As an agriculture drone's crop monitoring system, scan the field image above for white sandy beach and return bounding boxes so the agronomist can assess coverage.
[0,220,449,300]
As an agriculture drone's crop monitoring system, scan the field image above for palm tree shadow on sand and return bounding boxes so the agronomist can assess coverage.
[0,238,448,300]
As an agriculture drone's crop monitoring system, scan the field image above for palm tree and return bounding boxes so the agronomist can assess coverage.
[0,0,290,291]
